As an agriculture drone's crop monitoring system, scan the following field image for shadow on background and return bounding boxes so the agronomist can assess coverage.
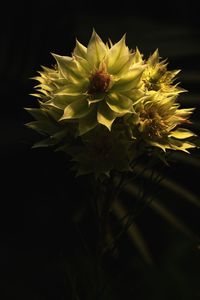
[1,1,200,299]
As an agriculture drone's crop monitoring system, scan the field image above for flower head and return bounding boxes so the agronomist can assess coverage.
[26,31,197,178]
[128,92,196,152]
[33,30,145,136]
[134,49,185,95]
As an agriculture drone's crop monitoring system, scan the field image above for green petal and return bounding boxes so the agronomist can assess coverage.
[113,66,145,91]
[79,107,98,135]
[115,53,135,76]
[87,30,107,67]
[147,49,159,66]
[169,138,196,153]
[25,107,47,121]
[75,55,91,75]
[169,128,196,139]
[97,102,117,130]
[73,39,87,59]
[87,95,103,105]
[60,99,89,120]
[176,108,195,118]
[51,93,85,109]
[107,34,129,72]
[147,140,167,152]
[52,53,81,82]
[26,121,59,135]
[132,47,143,64]
[106,93,133,114]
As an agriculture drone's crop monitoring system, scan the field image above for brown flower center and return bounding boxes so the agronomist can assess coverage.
[88,70,111,94]
[140,107,168,138]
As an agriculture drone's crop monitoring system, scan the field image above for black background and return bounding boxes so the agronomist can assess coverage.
[1,1,200,299]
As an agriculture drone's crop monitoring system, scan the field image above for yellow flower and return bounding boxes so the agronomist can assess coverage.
[131,92,196,152]
[133,48,185,95]
[26,31,197,177]
[33,30,145,135]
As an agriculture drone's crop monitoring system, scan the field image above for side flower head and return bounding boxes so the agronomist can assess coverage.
[26,30,197,177]
[127,92,196,152]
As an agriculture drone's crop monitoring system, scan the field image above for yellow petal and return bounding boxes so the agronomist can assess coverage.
[73,39,87,59]
[169,128,196,139]
[87,30,107,67]
[79,107,98,135]
[97,102,117,130]
[107,34,129,71]
[60,99,89,120]
[106,93,133,114]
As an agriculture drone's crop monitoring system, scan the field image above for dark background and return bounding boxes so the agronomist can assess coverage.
[1,1,200,299]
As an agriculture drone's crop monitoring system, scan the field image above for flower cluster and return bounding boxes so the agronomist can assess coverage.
[26,30,196,177]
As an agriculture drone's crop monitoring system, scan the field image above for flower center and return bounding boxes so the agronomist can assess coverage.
[140,107,168,138]
[88,70,111,94]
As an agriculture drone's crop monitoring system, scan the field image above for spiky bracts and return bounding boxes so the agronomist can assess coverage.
[26,30,196,177]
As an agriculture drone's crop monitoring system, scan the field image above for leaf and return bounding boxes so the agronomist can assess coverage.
[150,200,199,241]
[125,164,200,208]
[125,182,199,242]
[113,200,154,265]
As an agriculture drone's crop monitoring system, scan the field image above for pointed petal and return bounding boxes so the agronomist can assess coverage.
[87,30,107,67]
[147,49,160,66]
[97,101,117,130]
[75,55,92,74]
[73,39,87,59]
[60,99,89,120]
[106,93,133,114]
[79,107,98,135]
[113,65,145,91]
[169,128,196,139]
[107,34,129,71]
[132,47,143,63]
[25,107,47,121]
[50,93,86,109]
[26,121,59,135]
[52,53,81,82]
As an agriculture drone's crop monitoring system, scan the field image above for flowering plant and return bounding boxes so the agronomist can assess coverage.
[25,30,199,298]
[26,30,196,180]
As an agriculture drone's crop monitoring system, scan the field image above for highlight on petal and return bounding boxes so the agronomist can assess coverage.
[113,65,145,91]
[106,93,133,114]
[97,101,118,130]
[132,47,143,64]
[169,128,196,139]
[107,34,129,72]
[60,99,89,120]
[147,49,159,66]
[79,107,98,135]
[52,53,82,82]
[27,30,197,176]
[87,29,107,67]
[73,39,87,59]
[50,93,85,109]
